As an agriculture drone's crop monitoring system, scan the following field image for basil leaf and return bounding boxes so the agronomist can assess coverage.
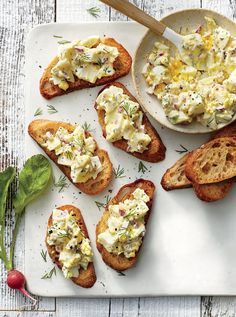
[13,154,52,214]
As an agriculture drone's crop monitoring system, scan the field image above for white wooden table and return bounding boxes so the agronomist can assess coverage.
[1,0,236,316]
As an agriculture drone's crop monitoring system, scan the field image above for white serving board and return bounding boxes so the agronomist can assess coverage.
[25,22,236,297]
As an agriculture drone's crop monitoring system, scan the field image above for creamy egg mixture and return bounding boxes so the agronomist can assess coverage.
[96,85,151,153]
[50,36,119,90]
[43,125,102,183]
[47,209,93,279]
[143,17,236,129]
[97,188,150,258]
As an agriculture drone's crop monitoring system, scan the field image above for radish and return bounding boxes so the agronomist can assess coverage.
[7,270,37,306]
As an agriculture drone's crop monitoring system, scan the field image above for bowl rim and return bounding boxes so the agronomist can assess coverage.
[131,7,236,134]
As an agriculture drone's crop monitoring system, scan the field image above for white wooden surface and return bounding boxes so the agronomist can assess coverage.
[1,0,236,316]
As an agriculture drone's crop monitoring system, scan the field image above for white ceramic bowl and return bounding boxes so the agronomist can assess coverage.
[132,8,236,134]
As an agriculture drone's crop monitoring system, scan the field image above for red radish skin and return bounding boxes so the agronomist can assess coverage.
[7,270,37,306]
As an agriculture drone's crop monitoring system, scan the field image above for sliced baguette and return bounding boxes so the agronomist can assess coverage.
[185,137,236,184]
[28,119,112,195]
[40,38,132,99]
[192,179,234,202]
[213,120,236,139]
[161,153,192,191]
[46,205,96,288]
[96,179,155,271]
[95,82,166,163]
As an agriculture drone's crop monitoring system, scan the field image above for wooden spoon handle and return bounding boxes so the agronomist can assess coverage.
[100,0,166,35]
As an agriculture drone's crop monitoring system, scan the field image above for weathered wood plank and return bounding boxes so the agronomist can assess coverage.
[139,297,201,317]
[56,0,110,22]
[143,0,200,19]
[0,0,55,311]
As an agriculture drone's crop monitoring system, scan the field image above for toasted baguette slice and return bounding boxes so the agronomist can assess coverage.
[185,137,236,184]
[28,119,112,195]
[95,82,166,163]
[40,38,132,99]
[46,205,96,288]
[192,179,234,202]
[213,120,236,139]
[161,153,192,191]
[96,179,155,271]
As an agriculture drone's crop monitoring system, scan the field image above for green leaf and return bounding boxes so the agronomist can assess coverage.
[0,167,15,224]
[87,6,101,18]
[13,154,52,215]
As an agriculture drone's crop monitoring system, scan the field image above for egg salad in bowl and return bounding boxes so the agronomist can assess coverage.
[142,17,236,130]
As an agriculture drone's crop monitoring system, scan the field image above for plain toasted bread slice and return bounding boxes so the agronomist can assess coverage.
[40,38,132,99]
[192,179,234,202]
[96,179,155,271]
[161,153,192,191]
[185,137,236,184]
[28,119,112,195]
[46,205,96,288]
[95,82,166,163]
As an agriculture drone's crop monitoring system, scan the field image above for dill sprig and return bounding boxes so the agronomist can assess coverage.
[82,122,94,133]
[47,105,58,114]
[95,195,111,211]
[138,161,148,174]
[58,39,71,44]
[117,271,126,276]
[113,165,126,179]
[40,249,47,262]
[54,175,69,193]
[122,102,137,117]
[76,53,90,63]
[58,232,70,238]
[87,6,101,18]
[34,107,43,117]
[41,267,56,279]
[175,144,188,154]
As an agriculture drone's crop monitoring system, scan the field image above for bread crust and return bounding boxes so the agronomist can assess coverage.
[161,153,192,191]
[192,179,234,202]
[46,205,96,288]
[28,119,113,195]
[95,82,166,163]
[185,137,236,184]
[96,179,155,271]
[40,38,132,99]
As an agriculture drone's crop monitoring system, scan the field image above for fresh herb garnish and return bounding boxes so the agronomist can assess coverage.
[82,122,94,133]
[175,144,188,154]
[87,6,101,18]
[41,267,56,279]
[113,165,126,179]
[95,195,111,211]
[47,105,58,114]
[54,175,69,193]
[76,53,90,63]
[57,232,70,238]
[40,249,47,262]
[117,271,126,276]
[53,35,63,38]
[34,107,43,117]
[57,40,71,44]
[138,161,148,174]
[122,102,137,117]
[97,57,104,66]
[65,151,73,160]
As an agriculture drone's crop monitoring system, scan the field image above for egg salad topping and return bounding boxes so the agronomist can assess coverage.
[43,125,103,183]
[96,85,151,152]
[50,36,119,90]
[97,188,150,258]
[142,17,236,129]
[47,209,93,279]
